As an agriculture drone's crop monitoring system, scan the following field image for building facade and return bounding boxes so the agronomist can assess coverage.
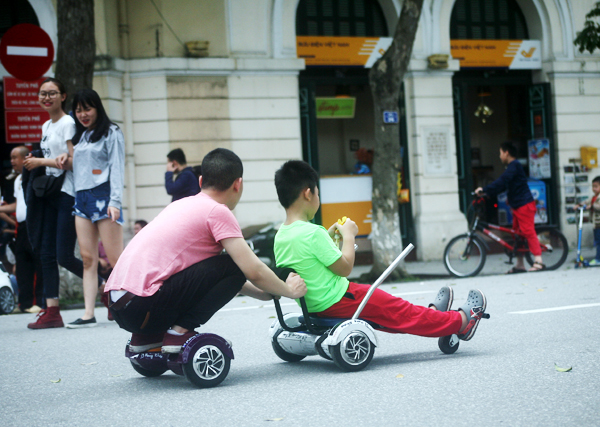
[2,0,599,259]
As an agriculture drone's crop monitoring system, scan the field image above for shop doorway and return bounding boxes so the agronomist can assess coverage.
[296,0,416,258]
[452,69,558,226]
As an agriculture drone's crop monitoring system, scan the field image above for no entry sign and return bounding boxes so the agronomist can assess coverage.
[0,24,54,81]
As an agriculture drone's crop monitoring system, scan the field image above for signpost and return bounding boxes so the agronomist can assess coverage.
[0,23,54,81]
[3,76,49,143]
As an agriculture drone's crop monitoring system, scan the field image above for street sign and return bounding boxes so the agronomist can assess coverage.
[4,77,45,109]
[0,24,54,81]
[383,110,399,124]
[5,110,49,143]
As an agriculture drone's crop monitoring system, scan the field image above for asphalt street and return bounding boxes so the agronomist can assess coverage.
[2,266,599,426]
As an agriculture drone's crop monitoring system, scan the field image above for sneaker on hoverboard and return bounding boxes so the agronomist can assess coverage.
[162,331,199,353]
[129,332,165,353]
[457,289,489,341]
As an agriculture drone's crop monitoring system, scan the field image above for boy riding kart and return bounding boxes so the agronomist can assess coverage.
[273,160,488,342]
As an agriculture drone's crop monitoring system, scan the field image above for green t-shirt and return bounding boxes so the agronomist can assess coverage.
[274,221,349,312]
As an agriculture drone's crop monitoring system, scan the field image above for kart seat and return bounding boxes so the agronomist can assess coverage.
[298,315,380,329]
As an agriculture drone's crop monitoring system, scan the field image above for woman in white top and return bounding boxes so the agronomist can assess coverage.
[23,78,85,329]
[62,88,125,328]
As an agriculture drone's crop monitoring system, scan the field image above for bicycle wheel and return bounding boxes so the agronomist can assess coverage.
[444,234,487,277]
[525,228,568,270]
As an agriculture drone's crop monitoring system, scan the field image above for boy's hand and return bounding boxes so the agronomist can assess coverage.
[337,217,358,239]
[285,272,307,299]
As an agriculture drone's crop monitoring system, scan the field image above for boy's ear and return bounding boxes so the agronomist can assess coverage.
[302,187,312,200]
[232,177,243,192]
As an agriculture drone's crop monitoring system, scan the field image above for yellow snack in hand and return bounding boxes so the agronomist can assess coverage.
[337,216,347,225]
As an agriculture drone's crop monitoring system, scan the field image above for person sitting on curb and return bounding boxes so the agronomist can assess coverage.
[105,148,306,354]
[273,160,488,344]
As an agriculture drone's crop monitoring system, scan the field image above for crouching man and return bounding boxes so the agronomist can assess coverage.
[105,148,306,353]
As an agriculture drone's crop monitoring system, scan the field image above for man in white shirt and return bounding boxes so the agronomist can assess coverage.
[0,146,44,312]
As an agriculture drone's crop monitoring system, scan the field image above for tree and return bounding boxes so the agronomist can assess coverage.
[574,1,600,54]
[366,0,424,281]
[54,0,95,110]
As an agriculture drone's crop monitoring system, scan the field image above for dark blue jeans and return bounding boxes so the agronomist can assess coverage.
[594,228,600,261]
[39,192,84,299]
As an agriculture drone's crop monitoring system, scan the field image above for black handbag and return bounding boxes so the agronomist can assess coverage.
[32,170,66,199]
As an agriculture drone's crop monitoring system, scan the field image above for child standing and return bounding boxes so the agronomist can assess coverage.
[576,176,600,266]
[273,160,488,342]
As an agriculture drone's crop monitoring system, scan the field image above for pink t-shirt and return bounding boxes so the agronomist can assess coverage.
[106,192,243,297]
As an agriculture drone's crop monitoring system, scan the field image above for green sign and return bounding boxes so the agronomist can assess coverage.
[315,97,356,119]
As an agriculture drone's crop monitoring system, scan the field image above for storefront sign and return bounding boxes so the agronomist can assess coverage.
[528,138,551,179]
[450,40,541,69]
[423,127,452,176]
[4,76,45,109]
[297,36,392,67]
[5,110,49,143]
[315,97,356,118]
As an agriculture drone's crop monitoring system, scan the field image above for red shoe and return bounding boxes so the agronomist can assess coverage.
[27,307,64,329]
[129,332,165,353]
[161,331,198,353]
[100,292,114,321]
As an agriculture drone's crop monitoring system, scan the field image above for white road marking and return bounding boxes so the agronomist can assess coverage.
[7,46,48,57]
[509,302,600,314]
[220,290,437,313]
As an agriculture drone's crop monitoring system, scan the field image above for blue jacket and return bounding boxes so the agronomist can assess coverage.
[483,160,533,209]
[165,167,200,202]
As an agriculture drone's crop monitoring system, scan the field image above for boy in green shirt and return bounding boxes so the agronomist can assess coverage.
[274,160,488,340]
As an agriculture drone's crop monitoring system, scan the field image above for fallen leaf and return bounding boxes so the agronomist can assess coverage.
[395,374,405,379]
[266,418,284,422]
[537,288,545,292]
[554,363,572,372]
[110,374,122,377]
[268,316,275,319]
[81,362,98,366]
[392,286,397,289]
[50,379,61,383]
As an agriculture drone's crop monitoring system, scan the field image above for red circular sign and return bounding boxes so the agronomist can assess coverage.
[0,24,54,82]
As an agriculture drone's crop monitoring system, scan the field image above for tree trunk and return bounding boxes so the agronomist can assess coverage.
[54,0,95,111]
[366,0,424,281]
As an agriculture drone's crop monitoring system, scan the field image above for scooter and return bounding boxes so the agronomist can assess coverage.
[574,205,588,268]
[0,262,16,315]
[269,243,462,372]
[125,333,234,388]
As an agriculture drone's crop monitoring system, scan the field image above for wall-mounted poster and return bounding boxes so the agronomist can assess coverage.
[423,126,452,176]
[528,139,551,179]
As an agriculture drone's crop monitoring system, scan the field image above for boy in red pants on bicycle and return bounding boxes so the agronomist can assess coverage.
[475,141,544,273]
[273,160,488,342]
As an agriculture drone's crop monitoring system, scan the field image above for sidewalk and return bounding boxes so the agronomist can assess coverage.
[349,245,596,281]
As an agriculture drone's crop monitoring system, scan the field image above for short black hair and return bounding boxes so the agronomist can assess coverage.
[167,148,187,165]
[134,219,148,228]
[274,160,319,209]
[201,148,243,191]
[71,89,114,145]
[500,141,518,158]
[592,176,600,185]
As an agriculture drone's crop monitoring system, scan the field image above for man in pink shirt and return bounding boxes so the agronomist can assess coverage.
[105,149,306,353]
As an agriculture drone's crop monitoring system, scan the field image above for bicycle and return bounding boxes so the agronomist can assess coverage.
[443,195,568,277]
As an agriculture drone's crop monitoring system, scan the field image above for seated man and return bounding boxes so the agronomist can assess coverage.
[106,149,306,353]
[273,160,487,341]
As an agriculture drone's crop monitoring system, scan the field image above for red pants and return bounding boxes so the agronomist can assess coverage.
[317,283,462,337]
[512,201,541,256]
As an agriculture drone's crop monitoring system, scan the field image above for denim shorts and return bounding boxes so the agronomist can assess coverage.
[74,181,124,225]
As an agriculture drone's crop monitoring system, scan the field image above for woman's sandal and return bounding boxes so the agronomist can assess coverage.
[529,262,547,272]
[506,267,527,274]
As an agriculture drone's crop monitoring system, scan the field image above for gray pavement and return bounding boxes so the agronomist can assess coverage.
[1,249,599,426]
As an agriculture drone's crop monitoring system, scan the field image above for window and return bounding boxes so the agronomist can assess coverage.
[451,0,528,40]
